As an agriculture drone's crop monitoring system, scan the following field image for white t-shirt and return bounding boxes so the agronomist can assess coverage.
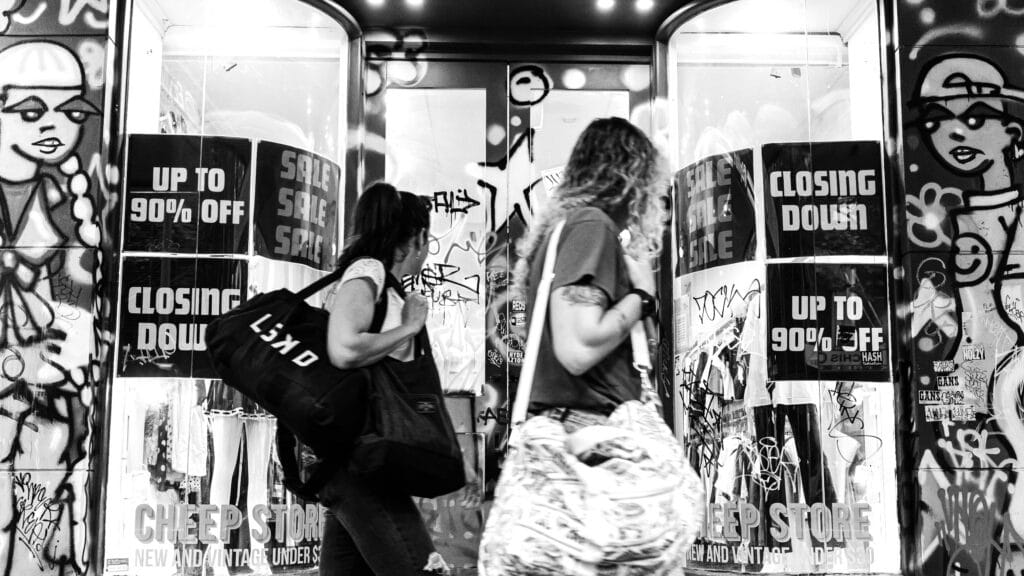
[326,258,414,361]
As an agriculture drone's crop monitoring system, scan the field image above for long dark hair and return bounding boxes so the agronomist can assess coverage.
[336,182,430,272]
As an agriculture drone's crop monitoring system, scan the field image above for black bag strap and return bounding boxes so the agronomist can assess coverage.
[296,256,399,301]
[305,258,389,333]
[382,272,430,357]
[296,265,348,301]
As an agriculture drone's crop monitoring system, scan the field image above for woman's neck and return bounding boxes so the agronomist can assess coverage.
[984,162,1013,191]
[390,260,408,279]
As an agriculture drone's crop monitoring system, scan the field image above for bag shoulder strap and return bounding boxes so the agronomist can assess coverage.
[631,321,659,405]
[510,220,657,426]
[368,286,388,334]
[381,271,430,357]
[297,257,388,301]
[297,266,348,300]
[511,220,566,427]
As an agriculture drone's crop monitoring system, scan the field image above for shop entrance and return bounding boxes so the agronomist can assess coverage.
[363,56,653,571]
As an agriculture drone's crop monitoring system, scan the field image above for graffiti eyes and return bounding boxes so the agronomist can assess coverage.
[64,110,88,124]
[19,109,43,122]
[964,116,986,130]
[921,116,989,132]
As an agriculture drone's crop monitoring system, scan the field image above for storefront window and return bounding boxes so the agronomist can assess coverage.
[667,1,899,573]
[106,1,350,574]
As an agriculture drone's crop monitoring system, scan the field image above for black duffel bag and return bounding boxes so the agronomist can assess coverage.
[205,267,382,498]
[207,266,465,499]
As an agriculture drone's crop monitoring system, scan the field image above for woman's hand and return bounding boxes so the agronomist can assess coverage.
[624,254,656,294]
[402,292,430,332]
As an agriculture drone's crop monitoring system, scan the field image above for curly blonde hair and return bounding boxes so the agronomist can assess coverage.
[513,117,669,298]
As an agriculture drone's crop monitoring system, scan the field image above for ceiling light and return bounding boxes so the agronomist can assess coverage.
[636,0,654,11]
[406,0,423,6]
[597,0,615,12]
[368,0,384,5]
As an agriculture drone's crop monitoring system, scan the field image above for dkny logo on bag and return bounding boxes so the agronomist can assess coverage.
[250,313,319,367]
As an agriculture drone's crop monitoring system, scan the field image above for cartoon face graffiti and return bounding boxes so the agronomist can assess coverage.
[0,42,99,180]
[0,41,101,576]
[915,56,1024,185]
[920,97,1021,175]
[3,88,95,161]
[913,53,1024,572]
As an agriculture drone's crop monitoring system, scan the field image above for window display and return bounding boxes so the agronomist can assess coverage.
[666,0,899,573]
[105,1,351,574]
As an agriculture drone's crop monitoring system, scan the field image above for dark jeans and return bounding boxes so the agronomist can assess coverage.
[318,465,445,576]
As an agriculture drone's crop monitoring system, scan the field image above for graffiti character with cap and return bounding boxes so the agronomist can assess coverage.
[0,39,101,576]
[915,53,1024,560]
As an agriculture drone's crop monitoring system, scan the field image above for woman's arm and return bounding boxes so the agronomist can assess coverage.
[548,284,645,376]
[326,277,421,369]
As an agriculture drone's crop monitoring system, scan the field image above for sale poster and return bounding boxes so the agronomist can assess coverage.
[762,141,885,258]
[766,263,890,382]
[254,141,341,271]
[675,149,756,275]
[124,134,251,254]
[676,262,898,573]
[116,257,247,378]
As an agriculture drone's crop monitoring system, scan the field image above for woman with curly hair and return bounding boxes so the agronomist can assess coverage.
[513,116,668,424]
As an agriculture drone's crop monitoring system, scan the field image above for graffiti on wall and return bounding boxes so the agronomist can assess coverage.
[0,5,113,572]
[0,0,106,34]
[900,1,1024,571]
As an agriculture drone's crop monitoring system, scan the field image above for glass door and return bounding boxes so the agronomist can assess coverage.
[366,58,656,575]
[364,59,504,576]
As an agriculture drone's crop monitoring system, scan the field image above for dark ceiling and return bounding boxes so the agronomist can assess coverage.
[335,0,697,56]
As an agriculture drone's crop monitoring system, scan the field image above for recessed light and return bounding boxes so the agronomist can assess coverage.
[368,0,384,6]
[406,0,423,6]
[636,0,654,11]
[597,0,615,12]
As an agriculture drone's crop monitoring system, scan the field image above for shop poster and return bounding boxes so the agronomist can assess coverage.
[766,263,890,382]
[763,141,885,258]
[675,149,756,275]
[254,141,341,271]
[102,378,322,576]
[103,380,486,576]
[676,261,896,572]
[674,139,898,572]
[116,257,247,379]
[125,135,251,254]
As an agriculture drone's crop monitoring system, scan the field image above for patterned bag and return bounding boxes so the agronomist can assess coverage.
[479,221,705,576]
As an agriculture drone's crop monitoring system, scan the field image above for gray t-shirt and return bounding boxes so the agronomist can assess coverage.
[525,207,641,414]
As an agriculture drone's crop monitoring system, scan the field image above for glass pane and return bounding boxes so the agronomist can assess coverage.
[128,0,348,162]
[385,88,488,396]
[111,2,350,575]
[668,1,897,574]
[526,89,630,214]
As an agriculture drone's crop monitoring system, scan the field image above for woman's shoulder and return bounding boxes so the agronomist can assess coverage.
[565,207,618,234]
[345,258,385,277]
[339,258,386,297]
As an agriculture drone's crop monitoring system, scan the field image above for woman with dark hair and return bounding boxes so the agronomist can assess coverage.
[514,116,668,421]
[319,182,448,575]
